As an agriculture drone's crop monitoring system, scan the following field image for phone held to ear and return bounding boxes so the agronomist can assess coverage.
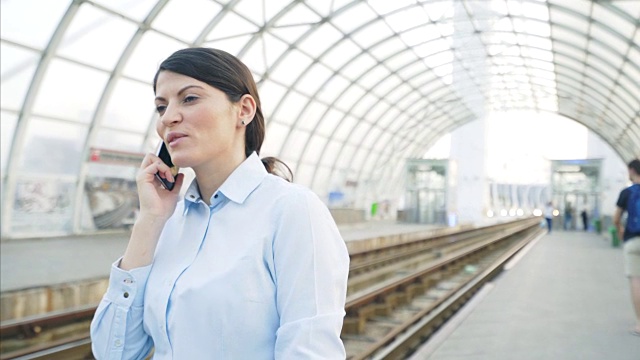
[155,142,179,191]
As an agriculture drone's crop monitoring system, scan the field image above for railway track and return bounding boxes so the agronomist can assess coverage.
[342,218,543,359]
[0,218,542,359]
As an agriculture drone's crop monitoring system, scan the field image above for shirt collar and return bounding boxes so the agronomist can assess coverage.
[219,152,267,204]
[183,152,267,208]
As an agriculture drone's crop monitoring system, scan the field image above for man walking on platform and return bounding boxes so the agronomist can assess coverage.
[614,159,640,336]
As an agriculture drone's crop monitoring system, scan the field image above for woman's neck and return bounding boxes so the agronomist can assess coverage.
[193,152,247,205]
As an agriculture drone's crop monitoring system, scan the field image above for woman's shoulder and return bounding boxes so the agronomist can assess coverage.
[259,174,324,206]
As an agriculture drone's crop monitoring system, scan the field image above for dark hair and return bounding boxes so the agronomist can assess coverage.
[154,47,292,181]
[628,159,640,175]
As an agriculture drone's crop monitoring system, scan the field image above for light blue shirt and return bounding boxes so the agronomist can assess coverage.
[90,153,350,359]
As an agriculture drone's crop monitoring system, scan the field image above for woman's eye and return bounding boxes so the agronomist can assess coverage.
[156,105,166,114]
[184,95,198,103]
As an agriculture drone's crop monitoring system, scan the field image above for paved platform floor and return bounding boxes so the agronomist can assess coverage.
[1,221,441,292]
[409,230,640,360]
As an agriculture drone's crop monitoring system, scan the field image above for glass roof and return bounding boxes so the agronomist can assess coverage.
[1,0,638,236]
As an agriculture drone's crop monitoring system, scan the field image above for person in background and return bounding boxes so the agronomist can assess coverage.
[581,208,588,231]
[544,201,554,233]
[613,159,640,337]
[90,48,350,359]
[564,202,573,230]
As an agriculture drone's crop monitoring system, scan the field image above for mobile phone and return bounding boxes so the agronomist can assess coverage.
[155,142,179,191]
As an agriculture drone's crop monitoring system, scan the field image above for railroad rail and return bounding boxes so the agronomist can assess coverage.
[0,218,542,359]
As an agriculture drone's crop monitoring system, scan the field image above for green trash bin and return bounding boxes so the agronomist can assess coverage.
[609,226,620,247]
[594,219,602,234]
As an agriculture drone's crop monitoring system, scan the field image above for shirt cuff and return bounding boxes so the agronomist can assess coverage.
[105,257,152,308]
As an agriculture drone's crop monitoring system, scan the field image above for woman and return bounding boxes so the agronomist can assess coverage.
[90,48,350,359]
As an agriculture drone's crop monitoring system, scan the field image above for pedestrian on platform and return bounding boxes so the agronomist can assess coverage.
[564,202,573,230]
[544,201,554,233]
[581,208,588,231]
[90,48,350,359]
[613,158,640,337]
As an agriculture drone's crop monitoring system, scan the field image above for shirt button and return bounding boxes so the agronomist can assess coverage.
[123,292,129,298]
[123,278,133,284]
[214,194,218,199]
[115,339,122,347]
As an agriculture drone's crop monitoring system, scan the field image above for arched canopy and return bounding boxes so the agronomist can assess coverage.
[1,0,638,236]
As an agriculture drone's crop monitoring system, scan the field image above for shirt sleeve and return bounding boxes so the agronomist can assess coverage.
[616,188,628,210]
[90,258,154,360]
[272,190,350,359]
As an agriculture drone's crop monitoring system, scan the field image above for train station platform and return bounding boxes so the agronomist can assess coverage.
[409,230,640,360]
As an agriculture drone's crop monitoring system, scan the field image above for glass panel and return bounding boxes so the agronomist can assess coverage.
[335,86,366,112]
[321,38,362,71]
[368,0,415,15]
[297,23,343,58]
[316,108,344,137]
[258,79,288,119]
[321,139,341,167]
[347,121,371,146]
[58,5,137,70]
[297,101,328,132]
[295,162,314,187]
[336,144,356,169]
[274,2,321,27]
[405,26,443,49]
[301,134,328,164]
[204,34,253,56]
[262,32,290,68]
[206,11,259,41]
[281,128,310,161]
[311,165,331,198]
[331,2,378,33]
[32,59,109,123]
[333,115,358,141]
[274,91,309,124]
[369,37,407,61]
[592,3,635,38]
[261,120,289,156]
[341,53,377,81]
[589,24,628,58]
[358,66,390,89]
[352,93,383,118]
[316,75,351,104]
[269,49,313,86]
[295,63,334,96]
[612,1,640,20]
[351,20,394,49]
[0,0,70,49]
[122,31,186,83]
[153,0,222,43]
[19,117,87,175]
[264,0,297,20]
[0,44,39,111]
[1,111,18,175]
[93,128,144,153]
[102,78,155,133]
[92,0,158,22]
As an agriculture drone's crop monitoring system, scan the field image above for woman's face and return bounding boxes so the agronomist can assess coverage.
[154,71,243,169]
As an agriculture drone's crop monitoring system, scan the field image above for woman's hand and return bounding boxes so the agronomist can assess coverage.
[136,152,184,221]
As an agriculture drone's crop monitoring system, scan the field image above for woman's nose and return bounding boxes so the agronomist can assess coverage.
[161,104,181,127]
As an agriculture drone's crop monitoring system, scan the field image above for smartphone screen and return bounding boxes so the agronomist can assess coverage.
[155,142,179,191]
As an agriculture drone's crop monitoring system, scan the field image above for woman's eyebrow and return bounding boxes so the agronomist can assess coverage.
[155,85,205,102]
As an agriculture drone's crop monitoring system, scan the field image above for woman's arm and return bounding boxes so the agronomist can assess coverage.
[90,261,153,360]
[272,190,350,359]
[90,151,184,359]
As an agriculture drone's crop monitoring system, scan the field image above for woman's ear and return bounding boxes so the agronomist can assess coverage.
[237,94,256,127]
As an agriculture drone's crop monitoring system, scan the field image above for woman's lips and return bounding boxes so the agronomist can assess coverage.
[167,133,187,146]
